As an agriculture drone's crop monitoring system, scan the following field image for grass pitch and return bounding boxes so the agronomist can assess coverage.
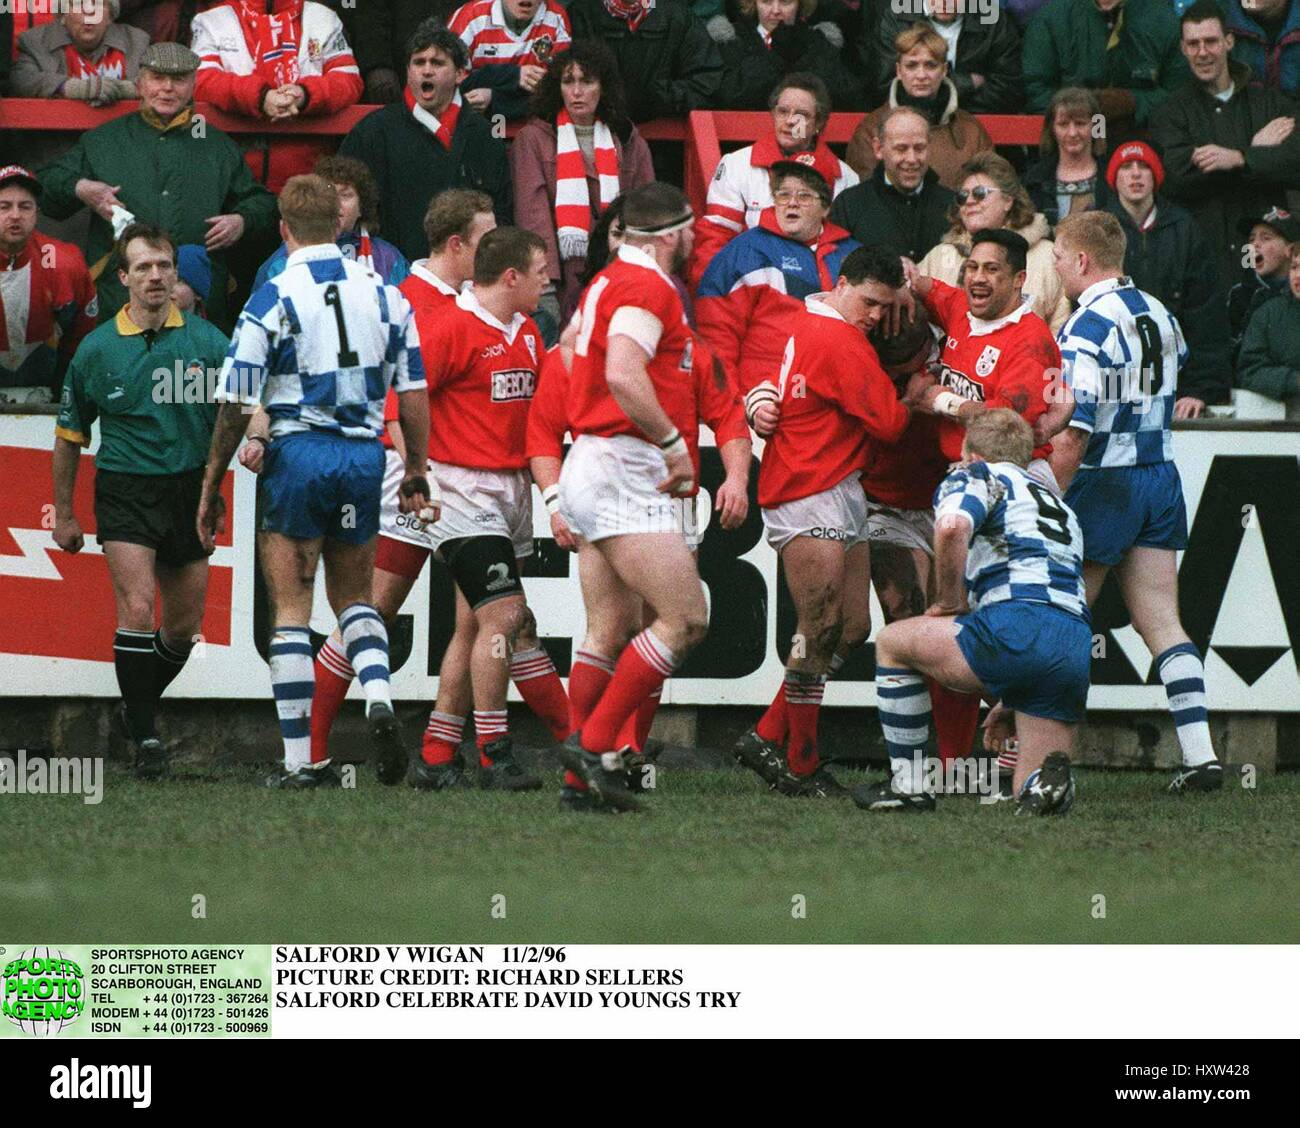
[4,762,1299,944]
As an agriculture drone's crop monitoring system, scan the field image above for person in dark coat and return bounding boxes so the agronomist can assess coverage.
[567,0,722,122]
[1103,140,1230,413]
[1229,204,1299,359]
[347,0,459,103]
[1022,86,1114,231]
[1226,0,1300,99]
[1151,2,1300,290]
[829,106,954,262]
[1237,242,1300,417]
[709,0,863,111]
[863,0,1023,113]
[338,20,512,264]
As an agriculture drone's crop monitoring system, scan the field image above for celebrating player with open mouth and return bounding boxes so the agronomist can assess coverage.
[860,410,1092,815]
[198,175,432,790]
[556,182,714,812]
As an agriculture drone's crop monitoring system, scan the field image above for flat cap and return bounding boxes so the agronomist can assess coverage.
[139,41,200,75]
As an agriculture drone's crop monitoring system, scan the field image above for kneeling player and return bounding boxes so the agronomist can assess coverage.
[858,409,1091,815]
[738,246,924,798]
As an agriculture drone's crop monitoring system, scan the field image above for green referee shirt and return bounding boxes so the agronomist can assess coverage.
[56,304,232,476]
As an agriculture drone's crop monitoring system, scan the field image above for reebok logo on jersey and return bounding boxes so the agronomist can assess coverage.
[491,369,536,402]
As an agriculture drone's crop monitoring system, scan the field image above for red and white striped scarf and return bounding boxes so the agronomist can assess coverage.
[601,0,654,32]
[554,110,620,262]
[238,0,303,88]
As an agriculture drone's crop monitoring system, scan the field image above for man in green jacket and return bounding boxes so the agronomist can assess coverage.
[37,41,276,331]
[1238,244,1300,417]
[1022,0,1189,133]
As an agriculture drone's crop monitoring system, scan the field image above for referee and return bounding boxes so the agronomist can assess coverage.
[52,223,231,779]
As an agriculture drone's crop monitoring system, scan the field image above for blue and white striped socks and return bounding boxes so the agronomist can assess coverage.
[339,603,392,716]
[1157,642,1215,768]
[269,627,314,772]
[877,665,931,794]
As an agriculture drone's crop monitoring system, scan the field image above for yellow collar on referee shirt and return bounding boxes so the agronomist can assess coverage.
[115,304,185,336]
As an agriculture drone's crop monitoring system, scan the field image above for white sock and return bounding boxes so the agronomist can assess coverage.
[1157,643,1215,768]
[269,627,313,772]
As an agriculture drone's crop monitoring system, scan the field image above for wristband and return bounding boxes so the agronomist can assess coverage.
[744,380,779,426]
[542,484,560,515]
[932,390,967,419]
[249,435,269,449]
[658,430,689,461]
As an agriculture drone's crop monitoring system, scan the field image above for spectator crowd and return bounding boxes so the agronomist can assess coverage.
[1,0,1298,417]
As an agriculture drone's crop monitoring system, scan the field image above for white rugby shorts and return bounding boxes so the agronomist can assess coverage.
[866,501,936,556]
[761,473,871,552]
[558,434,687,544]
[428,460,534,560]
[378,447,437,549]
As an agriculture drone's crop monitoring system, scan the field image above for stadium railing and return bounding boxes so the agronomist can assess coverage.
[681,109,1044,217]
[2,98,1044,219]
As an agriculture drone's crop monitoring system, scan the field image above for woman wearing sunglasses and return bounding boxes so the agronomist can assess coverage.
[916,152,1071,331]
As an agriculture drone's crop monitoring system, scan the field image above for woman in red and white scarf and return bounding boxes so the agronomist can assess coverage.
[191,0,363,192]
[510,39,655,330]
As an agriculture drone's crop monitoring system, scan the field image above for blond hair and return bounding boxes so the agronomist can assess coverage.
[964,409,1034,467]
[895,24,948,64]
[278,174,339,245]
[1056,210,1127,272]
[948,152,1035,238]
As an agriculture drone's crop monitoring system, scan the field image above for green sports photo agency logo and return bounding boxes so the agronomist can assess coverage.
[1,947,87,1036]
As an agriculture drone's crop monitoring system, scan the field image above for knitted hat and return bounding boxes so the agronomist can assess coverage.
[176,245,212,302]
[0,165,41,199]
[1105,141,1165,191]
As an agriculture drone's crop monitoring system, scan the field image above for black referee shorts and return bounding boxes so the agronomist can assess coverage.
[94,465,209,566]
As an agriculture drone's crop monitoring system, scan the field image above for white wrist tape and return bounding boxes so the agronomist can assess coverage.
[933,390,967,418]
[542,484,561,515]
[744,380,779,426]
[659,431,689,462]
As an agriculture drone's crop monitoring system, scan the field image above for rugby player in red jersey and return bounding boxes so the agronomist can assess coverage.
[529,329,750,810]
[554,183,716,812]
[735,245,933,798]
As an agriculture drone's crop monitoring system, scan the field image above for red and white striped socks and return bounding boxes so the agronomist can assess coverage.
[421,710,465,766]
[509,646,570,742]
[581,629,679,754]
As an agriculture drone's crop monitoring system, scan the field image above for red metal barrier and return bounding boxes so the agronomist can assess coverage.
[683,109,1044,218]
[0,97,1044,221]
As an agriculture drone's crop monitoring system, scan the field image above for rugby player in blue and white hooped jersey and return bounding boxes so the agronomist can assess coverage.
[855,409,1091,816]
[1047,211,1222,795]
[196,175,432,790]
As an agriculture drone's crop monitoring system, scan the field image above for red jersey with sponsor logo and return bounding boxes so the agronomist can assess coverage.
[567,244,698,444]
[415,288,541,470]
[758,297,910,509]
[383,263,461,449]
[923,279,1059,463]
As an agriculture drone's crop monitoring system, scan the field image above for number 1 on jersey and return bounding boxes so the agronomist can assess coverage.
[324,283,360,369]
